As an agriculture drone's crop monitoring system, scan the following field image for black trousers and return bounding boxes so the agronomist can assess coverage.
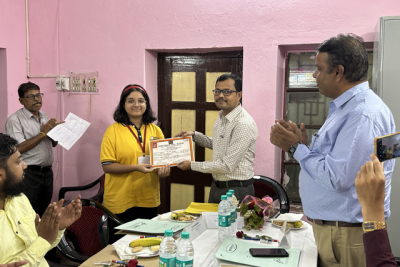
[208,181,254,204]
[22,167,54,217]
[108,206,158,244]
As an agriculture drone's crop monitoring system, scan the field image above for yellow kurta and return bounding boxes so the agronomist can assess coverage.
[100,122,164,214]
[0,194,64,267]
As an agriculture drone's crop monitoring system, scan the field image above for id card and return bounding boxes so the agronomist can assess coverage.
[138,155,150,164]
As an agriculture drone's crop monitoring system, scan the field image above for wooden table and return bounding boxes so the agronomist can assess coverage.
[80,245,159,267]
[80,245,240,267]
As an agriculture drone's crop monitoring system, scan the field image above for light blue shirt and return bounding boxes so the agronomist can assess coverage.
[294,81,395,223]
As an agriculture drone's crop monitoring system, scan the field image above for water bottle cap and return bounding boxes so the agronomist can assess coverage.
[228,189,234,193]
[221,195,227,200]
[181,232,190,239]
[164,229,173,236]
[226,192,232,197]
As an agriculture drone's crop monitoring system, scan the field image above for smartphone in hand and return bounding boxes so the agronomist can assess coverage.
[249,248,289,257]
[374,132,400,162]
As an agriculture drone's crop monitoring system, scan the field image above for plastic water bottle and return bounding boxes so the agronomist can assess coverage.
[228,189,238,236]
[226,192,236,236]
[176,232,194,267]
[228,189,238,207]
[159,229,177,267]
[218,195,231,242]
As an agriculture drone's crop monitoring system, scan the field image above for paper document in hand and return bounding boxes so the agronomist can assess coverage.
[215,237,300,267]
[47,112,90,150]
[149,136,194,168]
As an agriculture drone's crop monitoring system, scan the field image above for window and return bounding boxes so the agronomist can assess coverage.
[282,51,374,202]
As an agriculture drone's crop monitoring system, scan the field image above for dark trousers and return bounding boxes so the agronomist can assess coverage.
[22,167,53,218]
[208,181,254,204]
[108,206,158,244]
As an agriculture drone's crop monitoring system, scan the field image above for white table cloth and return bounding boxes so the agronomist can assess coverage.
[114,217,318,267]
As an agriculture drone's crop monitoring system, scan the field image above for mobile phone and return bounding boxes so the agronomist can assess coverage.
[249,248,289,257]
[374,132,400,162]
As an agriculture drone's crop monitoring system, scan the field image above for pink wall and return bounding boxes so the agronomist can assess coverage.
[2,0,400,200]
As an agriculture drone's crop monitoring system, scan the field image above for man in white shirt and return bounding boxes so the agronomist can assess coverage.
[175,74,258,203]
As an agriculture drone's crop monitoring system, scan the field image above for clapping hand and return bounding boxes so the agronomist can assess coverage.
[56,195,82,230]
[41,118,65,135]
[35,203,61,245]
[275,119,308,146]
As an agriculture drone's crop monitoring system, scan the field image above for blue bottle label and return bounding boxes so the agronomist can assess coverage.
[159,256,176,267]
[219,214,231,227]
[176,259,193,267]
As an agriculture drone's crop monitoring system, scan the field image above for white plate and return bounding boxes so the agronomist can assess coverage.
[124,246,159,258]
[156,212,199,223]
[271,222,306,230]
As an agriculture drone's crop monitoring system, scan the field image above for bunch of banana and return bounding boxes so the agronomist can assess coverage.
[129,237,162,248]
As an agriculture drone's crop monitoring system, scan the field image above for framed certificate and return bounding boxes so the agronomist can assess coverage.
[149,136,195,168]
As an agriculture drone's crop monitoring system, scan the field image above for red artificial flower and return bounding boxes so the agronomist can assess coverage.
[248,202,255,209]
[127,259,138,267]
[236,231,244,238]
[258,210,263,217]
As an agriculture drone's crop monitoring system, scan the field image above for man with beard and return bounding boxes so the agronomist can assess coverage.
[5,82,64,217]
[175,74,258,203]
[0,133,82,266]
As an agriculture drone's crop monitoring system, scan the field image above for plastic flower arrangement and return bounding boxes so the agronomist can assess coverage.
[239,195,274,230]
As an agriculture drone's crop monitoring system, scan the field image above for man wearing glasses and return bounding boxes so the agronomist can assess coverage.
[5,82,63,217]
[175,74,258,203]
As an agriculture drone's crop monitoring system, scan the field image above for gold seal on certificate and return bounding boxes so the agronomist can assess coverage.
[149,136,194,168]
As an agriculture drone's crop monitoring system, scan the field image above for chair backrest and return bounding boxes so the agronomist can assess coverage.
[58,173,105,202]
[253,175,290,214]
[94,173,106,203]
[66,200,105,256]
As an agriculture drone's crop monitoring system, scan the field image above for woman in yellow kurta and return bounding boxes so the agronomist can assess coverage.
[100,84,169,242]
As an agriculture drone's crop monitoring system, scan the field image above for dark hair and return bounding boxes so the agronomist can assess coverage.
[113,84,156,125]
[0,134,18,170]
[317,34,368,82]
[215,74,242,92]
[18,82,40,98]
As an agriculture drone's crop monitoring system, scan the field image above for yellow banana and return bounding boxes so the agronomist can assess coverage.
[129,237,162,247]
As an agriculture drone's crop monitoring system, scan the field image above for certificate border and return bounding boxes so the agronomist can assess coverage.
[149,136,194,168]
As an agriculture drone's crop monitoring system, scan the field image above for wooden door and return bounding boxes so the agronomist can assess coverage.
[157,51,243,213]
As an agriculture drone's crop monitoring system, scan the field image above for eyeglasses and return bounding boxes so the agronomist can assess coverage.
[126,99,146,105]
[212,89,237,96]
[24,93,44,100]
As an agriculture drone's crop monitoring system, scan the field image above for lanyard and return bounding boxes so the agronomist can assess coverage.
[127,124,147,157]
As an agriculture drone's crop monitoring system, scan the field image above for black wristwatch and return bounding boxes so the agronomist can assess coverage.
[288,142,301,157]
